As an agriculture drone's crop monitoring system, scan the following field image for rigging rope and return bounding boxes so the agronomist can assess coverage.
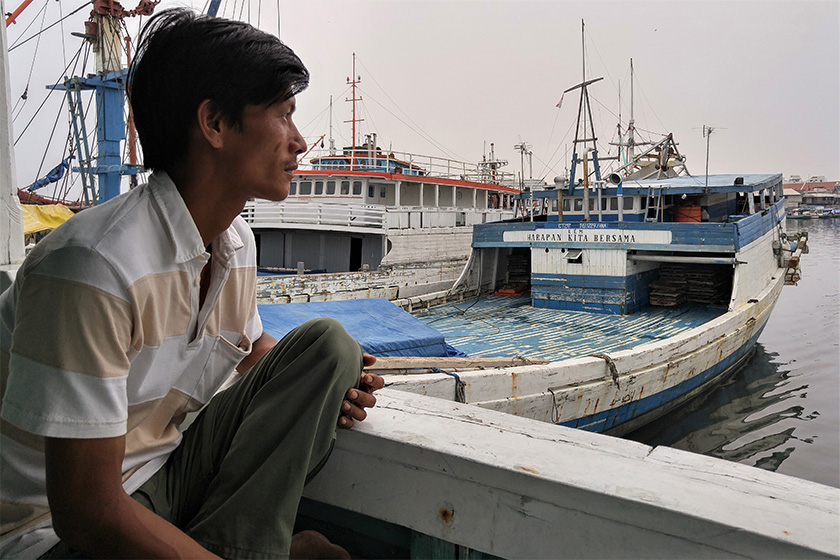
[433,368,466,404]
[58,0,68,69]
[6,0,48,43]
[8,2,91,52]
[536,102,562,181]
[13,41,85,144]
[355,56,465,162]
[9,0,48,120]
[541,117,577,181]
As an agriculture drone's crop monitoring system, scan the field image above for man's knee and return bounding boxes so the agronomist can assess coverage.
[298,317,362,386]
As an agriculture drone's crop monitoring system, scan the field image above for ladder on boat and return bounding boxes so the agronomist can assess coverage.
[645,187,662,222]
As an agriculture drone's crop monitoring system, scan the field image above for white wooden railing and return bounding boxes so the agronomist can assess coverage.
[241,200,386,230]
[241,200,515,231]
[301,148,517,186]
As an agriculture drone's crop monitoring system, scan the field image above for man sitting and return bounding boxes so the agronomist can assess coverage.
[0,8,383,558]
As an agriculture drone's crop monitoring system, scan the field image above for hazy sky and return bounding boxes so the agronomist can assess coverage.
[5,0,839,193]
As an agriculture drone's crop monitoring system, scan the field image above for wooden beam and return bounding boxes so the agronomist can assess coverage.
[366,356,549,374]
[305,389,840,559]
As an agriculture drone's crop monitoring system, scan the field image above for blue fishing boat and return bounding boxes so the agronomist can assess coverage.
[307,64,809,437]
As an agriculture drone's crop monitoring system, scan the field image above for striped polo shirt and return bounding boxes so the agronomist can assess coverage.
[0,172,263,557]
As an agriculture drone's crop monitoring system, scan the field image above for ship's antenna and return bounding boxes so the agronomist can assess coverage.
[703,125,714,190]
[345,53,363,170]
[514,140,532,190]
[328,95,336,155]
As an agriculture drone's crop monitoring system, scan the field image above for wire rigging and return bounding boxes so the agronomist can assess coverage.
[354,55,466,162]
[58,0,68,69]
[6,0,49,43]
[13,40,86,145]
[38,41,92,199]
[633,75,670,134]
[9,0,49,119]
[8,1,91,52]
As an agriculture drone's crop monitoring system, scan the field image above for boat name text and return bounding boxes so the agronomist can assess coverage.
[502,229,672,245]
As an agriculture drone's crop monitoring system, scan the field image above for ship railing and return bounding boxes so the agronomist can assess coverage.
[302,148,517,186]
[241,199,386,230]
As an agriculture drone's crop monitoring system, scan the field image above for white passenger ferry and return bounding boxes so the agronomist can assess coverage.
[241,57,521,302]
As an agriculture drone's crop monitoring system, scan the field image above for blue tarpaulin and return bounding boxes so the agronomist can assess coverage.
[27,157,72,191]
[257,298,454,357]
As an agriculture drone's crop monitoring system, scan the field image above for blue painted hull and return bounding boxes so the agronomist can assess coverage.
[564,325,765,436]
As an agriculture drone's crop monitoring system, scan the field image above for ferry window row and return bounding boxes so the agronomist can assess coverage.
[289,180,363,196]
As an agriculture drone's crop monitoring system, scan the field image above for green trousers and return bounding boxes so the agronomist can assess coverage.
[46,317,363,559]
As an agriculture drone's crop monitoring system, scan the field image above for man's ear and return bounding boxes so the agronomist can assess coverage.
[196,99,226,149]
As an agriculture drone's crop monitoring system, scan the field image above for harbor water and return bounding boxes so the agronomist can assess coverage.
[628,217,840,489]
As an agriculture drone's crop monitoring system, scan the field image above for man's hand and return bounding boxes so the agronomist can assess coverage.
[339,353,384,428]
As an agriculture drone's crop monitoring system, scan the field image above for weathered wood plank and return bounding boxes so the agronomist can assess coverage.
[366,356,549,374]
[304,389,839,559]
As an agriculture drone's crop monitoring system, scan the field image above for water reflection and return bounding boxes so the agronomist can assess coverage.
[627,344,814,473]
[628,217,840,488]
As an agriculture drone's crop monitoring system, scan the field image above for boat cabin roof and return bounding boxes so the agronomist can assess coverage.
[521,173,783,200]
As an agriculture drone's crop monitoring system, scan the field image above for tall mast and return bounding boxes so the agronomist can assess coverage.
[328,95,336,155]
[617,79,623,165]
[566,19,602,194]
[345,53,363,170]
[628,58,636,162]
[581,20,585,85]
[48,0,156,204]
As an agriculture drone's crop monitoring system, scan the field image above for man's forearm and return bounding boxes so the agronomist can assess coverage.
[46,436,219,559]
[56,491,219,559]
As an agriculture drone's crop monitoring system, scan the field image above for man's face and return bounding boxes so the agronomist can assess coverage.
[223,96,306,202]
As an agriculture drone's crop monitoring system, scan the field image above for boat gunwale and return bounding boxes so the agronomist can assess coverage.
[292,169,521,193]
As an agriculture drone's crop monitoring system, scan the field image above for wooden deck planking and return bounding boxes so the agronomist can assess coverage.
[413,294,727,361]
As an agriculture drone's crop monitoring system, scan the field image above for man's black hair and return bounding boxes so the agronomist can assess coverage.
[127,8,309,172]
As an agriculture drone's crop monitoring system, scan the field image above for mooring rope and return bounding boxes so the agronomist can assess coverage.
[434,368,466,404]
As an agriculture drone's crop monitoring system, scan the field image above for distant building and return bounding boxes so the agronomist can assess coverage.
[783,188,802,207]
[783,179,840,193]
[800,191,840,207]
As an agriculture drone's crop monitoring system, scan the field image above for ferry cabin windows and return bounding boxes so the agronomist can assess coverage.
[288,179,353,197]
[284,179,516,215]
